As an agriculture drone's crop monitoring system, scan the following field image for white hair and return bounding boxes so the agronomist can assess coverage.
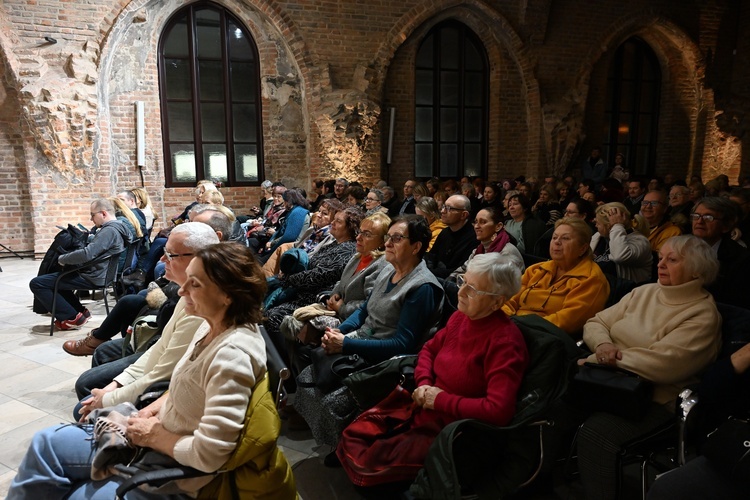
[170,222,220,250]
[466,253,522,297]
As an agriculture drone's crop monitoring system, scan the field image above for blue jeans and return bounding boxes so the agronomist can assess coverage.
[136,237,166,278]
[7,424,187,499]
[29,272,93,321]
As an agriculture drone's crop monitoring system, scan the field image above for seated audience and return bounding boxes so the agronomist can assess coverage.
[533,197,595,258]
[623,178,647,217]
[576,235,721,500]
[294,215,444,449]
[259,188,310,259]
[415,196,446,251]
[261,198,344,277]
[8,243,297,499]
[73,223,219,421]
[279,212,390,348]
[591,202,652,283]
[668,184,693,233]
[30,198,130,330]
[262,207,361,360]
[504,193,547,254]
[424,195,478,278]
[691,196,750,309]
[502,218,609,337]
[641,189,682,251]
[364,188,388,216]
[532,184,562,226]
[480,182,503,211]
[336,253,529,485]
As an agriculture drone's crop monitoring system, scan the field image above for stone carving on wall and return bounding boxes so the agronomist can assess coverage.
[16,41,99,175]
[316,90,380,180]
[543,94,585,177]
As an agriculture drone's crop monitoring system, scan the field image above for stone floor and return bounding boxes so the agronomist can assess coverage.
[0,257,368,499]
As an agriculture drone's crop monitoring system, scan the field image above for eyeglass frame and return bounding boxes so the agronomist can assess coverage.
[383,232,409,244]
[440,205,466,213]
[456,274,503,298]
[641,200,663,208]
[163,250,195,261]
[689,213,717,222]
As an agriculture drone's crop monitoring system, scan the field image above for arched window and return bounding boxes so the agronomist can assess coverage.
[414,21,488,179]
[159,2,263,187]
[605,37,661,177]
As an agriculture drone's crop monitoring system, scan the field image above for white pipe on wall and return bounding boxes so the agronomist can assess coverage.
[135,101,145,167]
[387,107,396,164]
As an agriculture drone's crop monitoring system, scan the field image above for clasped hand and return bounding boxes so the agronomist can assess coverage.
[125,416,161,448]
[321,328,344,354]
[412,385,443,409]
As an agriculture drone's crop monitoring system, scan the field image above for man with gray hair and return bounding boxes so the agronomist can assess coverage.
[334,177,349,202]
[30,198,131,330]
[188,204,233,242]
[73,222,221,421]
[424,194,478,278]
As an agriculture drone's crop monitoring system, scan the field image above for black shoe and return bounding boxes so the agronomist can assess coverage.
[323,451,341,468]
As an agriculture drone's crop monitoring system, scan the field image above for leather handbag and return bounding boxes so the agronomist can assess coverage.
[300,348,369,394]
[702,418,750,484]
[343,355,418,411]
[570,362,653,420]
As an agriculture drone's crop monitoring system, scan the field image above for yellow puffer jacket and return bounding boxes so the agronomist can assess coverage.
[198,375,297,499]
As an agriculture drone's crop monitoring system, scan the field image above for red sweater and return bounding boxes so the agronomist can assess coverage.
[415,311,529,427]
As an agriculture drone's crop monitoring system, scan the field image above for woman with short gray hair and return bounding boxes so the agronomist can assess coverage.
[335,252,529,485]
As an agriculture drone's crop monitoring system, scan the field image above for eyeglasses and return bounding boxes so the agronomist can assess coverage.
[440,205,465,213]
[163,251,194,262]
[90,211,102,218]
[457,274,502,298]
[384,233,408,244]
[689,213,717,222]
[641,200,662,207]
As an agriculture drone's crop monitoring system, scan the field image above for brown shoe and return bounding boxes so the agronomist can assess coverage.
[63,333,105,356]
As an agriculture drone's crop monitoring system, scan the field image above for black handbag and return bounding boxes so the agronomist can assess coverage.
[300,347,369,394]
[570,362,653,420]
[342,355,418,411]
[702,418,750,483]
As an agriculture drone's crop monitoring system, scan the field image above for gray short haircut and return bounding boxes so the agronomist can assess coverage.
[466,253,522,297]
[91,198,115,214]
[664,234,719,285]
[368,188,384,202]
[336,177,349,187]
[189,205,232,241]
[381,186,395,197]
[171,222,220,250]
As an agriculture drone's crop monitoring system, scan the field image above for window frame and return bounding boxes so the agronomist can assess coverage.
[158,1,264,188]
[413,20,489,179]
[604,37,661,177]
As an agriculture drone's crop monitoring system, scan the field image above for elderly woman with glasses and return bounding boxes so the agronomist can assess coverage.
[335,253,529,486]
[364,188,388,217]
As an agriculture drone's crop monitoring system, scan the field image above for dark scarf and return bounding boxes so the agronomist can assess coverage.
[477,228,511,255]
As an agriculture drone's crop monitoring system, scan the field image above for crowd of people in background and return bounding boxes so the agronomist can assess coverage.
[18,153,750,498]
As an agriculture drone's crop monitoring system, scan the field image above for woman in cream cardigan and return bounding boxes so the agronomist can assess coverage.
[576,234,721,500]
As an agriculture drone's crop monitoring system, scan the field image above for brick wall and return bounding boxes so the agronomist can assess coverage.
[1,0,748,254]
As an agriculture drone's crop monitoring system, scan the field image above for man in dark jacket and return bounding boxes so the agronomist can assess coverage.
[30,198,130,330]
[425,195,478,278]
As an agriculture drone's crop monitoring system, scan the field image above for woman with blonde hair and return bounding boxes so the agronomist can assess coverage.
[502,217,610,337]
[130,187,156,233]
[415,197,446,251]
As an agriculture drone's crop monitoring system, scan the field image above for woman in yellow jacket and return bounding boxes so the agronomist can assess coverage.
[502,217,610,337]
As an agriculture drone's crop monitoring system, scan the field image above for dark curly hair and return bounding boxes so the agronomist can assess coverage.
[193,243,267,325]
[337,206,364,240]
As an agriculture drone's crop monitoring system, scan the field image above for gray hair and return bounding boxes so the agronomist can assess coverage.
[171,222,220,250]
[368,188,384,202]
[381,186,395,197]
[693,196,738,230]
[466,253,522,297]
[336,177,349,187]
[664,234,719,285]
[189,205,232,241]
[91,198,115,214]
